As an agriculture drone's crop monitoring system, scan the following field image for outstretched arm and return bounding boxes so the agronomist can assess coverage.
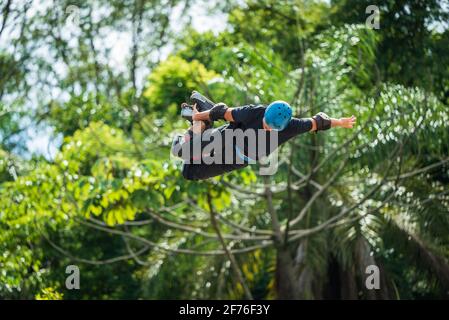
[194,104,357,131]
[310,115,356,131]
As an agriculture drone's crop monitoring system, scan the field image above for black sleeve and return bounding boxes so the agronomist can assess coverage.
[231,105,259,124]
[283,117,313,137]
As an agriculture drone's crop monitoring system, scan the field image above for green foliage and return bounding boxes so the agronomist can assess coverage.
[0,0,448,300]
[330,0,449,89]
[143,56,218,116]
[35,287,64,300]
[228,0,332,65]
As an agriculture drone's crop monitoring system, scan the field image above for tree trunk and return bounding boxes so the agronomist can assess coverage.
[275,247,301,299]
[355,236,377,299]
[275,240,319,299]
[339,262,359,300]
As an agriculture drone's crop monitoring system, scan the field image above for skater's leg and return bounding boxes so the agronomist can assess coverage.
[182,161,248,181]
[171,124,216,161]
[171,128,194,159]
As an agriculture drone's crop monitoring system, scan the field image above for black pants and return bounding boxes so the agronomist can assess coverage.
[182,162,248,181]
[175,126,249,181]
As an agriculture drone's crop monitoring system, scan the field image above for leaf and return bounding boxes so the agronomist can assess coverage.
[90,205,102,216]
[106,211,116,226]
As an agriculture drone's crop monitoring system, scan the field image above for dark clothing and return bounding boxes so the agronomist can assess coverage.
[231,105,312,139]
[182,161,249,181]
[181,104,312,180]
[229,105,312,160]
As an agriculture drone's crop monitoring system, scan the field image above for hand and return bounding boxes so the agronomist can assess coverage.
[191,103,200,121]
[339,115,356,128]
[191,104,206,133]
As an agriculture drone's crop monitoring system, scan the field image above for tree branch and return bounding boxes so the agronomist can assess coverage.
[75,217,272,256]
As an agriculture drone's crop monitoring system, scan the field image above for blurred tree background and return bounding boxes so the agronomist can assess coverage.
[0,0,448,300]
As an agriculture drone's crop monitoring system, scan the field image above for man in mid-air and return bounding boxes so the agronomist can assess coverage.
[172,91,356,180]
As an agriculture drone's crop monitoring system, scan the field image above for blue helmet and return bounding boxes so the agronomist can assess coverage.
[264,101,292,130]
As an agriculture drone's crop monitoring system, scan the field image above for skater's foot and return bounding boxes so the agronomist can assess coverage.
[171,134,184,158]
[190,91,215,112]
[181,102,194,124]
[180,102,212,129]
